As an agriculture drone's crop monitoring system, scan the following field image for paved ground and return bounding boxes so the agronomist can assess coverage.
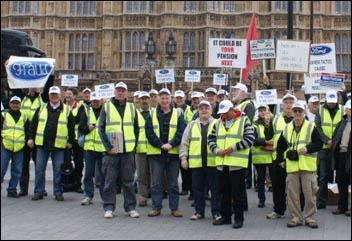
[1,162,351,240]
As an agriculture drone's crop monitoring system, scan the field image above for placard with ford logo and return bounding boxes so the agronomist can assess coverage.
[185,70,201,82]
[320,73,345,90]
[213,73,228,86]
[61,74,79,87]
[155,69,175,84]
[95,83,115,99]
[256,89,278,105]
[6,56,56,89]
[250,39,276,60]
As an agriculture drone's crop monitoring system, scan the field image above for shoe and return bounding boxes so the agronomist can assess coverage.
[233,221,244,229]
[7,192,19,198]
[317,203,326,210]
[139,200,148,207]
[190,213,204,220]
[55,195,64,202]
[171,210,183,218]
[213,217,232,226]
[258,201,265,208]
[188,194,194,201]
[126,210,140,218]
[305,220,318,229]
[44,191,48,197]
[179,190,188,196]
[31,195,44,201]
[76,187,84,194]
[104,210,114,219]
[266,212,284,219]
[332,208,347,215]
[287,220,303,228]
[81,197,93,206]
[345,210,351,217]
[268,186,273,192]
[148,210,161,217]
[19,191,28,197]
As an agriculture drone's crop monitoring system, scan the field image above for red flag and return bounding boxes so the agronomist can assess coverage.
[242,12,259,84]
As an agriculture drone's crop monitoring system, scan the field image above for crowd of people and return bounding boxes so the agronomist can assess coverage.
[1,74,351,230]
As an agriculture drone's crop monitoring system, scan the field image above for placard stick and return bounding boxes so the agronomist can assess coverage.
[191,82,194,92]
[262,60,267,77]
[239,68,243,84]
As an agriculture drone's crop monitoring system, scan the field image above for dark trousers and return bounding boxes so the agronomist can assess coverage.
[180,162,192,193]
[272,162,287,215]
[71,141,84,187]
[245,153,253,188]
[219,167,246,223]
[192,167,221,217]
[20,146,37,193]
[318,149,333,206]
[255,164,273,203]
[337,153,351,211]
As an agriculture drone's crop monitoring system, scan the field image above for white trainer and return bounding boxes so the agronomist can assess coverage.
[125,210,140,218]
[81,197,92,206]
[266,212,284,219]
[104,210,114,219]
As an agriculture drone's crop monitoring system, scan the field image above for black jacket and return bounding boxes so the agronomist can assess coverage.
[28,102,76,151]
[253,118,274,147]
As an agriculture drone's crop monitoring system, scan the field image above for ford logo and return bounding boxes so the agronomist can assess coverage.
[220,104,225,109]
[189,71,197,75]
[218,74,224,78]
[329,94,336,98]
[160,70,169,74]
[311,46,332,56]
[65,75,74,79]
[261,91,272,95]
[9,61,53,81]
[100,85,110,90]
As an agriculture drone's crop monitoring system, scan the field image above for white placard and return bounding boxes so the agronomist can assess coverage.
[61,74,78,87]
[95,83,115,99]
[213,73,228,86]
[208,38,247,68]
[304,43,337,94]
[185,70,201,83]
[275,40,311,73]
[250,39,276,60]
[6,56,55,89]
[256,89,278,106]
[155,69,175,84]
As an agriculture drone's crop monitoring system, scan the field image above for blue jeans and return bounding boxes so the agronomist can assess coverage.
[150,155,180,211]
[192,167,221,217]
[84,151,104,200]
[254,164,273,203]
[318,149,331,206]
[1,147,24,193]
[34,148,64,196]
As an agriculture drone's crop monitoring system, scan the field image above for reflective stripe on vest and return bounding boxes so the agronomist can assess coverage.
[283,120,317,173]
[105,102,136,153]
[35,104,70,149]
[1,112,27,152]
[184,105,195,124]
[136,110,148,154]
[272,113,287,160]
[21,96,43,121]
[147,108,180,155]
[188,119,217,168]
[252,123,273,165]
[84,108,106,153]
[215,116,249,168]
[319,105,344,148]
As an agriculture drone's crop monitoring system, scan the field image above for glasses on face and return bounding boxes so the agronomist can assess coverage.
[293,109,303,114]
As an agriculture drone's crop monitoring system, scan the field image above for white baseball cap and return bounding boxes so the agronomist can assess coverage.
[149,89,159,95]
[159,88,171,96]
[133,91,141,97]
[217,89,228,96]
[282,93,297,102]
[82,88,92,93]
[49,86,61,95]
[308,96,320,103]
[205,87,217,95]
[320,98,326,103]
[90,91,100,101]
[257,104,268,109]
[191,91,202,99]
[347,93,351,98]
[139,91,150,99]
[10,96,21,103]
[345,100,351,109]
[115,82,128,90]
[232,83,248,94]
[218,100,234,114]
[199,100,211,108]
[292,102,306,111]
[326,91,338,103]
[174,90,185,98]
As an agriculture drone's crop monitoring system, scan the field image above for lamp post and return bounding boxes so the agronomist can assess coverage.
[145,33,156,89]
[165,32,177,93]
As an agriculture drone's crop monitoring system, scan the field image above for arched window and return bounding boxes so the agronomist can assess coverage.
[335,1,341,13]
[77,1,83,15]
[83,1,88,15]
[132,32,138,50]
[185,1,191,12]
[335,34,341,52]
[190,33,195,51]
[82,34,88,51]
[275,1,281,12]
[342,1,349,13]
[32,33,38,48]
[282,1,288,11]
[133,1,139,12]
[88,34,95,51]
[140,1,146,12]
[342,34,348,52]
[299,1,303,12]
[75,34,81,52]
[12,2,18,13]
[191,1,197,12]
[183,33,190,51]
[69,34,74,51]
[139,32,145,51]
[126,32,131,51]
[342,55,348,71]
[89,2,96,15]
[32,1,39,14]
[132,53,138,69]
[126,1,132,13]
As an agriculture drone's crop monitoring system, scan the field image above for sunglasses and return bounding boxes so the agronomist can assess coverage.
[293,109,304,114]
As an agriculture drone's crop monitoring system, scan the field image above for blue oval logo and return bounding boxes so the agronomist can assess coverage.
[220,104,225,109]
[100,85,110,90]
[218,74,224,78]
[160,70,169,74]
[189,71,197,75]
[311,46,332,56]
[65,75,74,79]
[9,61,53,81]
[261,91,272,95]
[329,94,336,98]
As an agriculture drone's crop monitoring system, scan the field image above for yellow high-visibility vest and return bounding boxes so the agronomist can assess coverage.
[1,112,27,152]
[272,113,287,160]
[136,110,149,154]
[21,95,43,121]
[184,105,195,124]
[252,123,273,165]
[84,108,106,153]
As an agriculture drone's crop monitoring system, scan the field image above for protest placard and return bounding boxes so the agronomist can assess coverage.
[185,70,201,83]
[213,73,228,86]
[250,39,276,60]
[61,74,78,87]
[275,40,310,73]
[320,73,345,90]
[256,89,278,105]
[208,38,247,68]
[95,84,115,99]
[155,69,175,84]
[6,56,55,89]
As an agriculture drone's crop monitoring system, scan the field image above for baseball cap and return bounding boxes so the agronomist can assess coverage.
[217,89,228,96]
[292,102,306,111]
[308,96,320,103]
[174,90,185,98]
[133,91,141,97]
[82,88,92,93]
[199,100,211,108]
[90,91,100,101]
[205,87,217,95]
[257,103,268,109]
[115,82,128,90]
[158,88,171,96]
[320,98,326,104]
[49,86,61,95]
[345,100,351,109]
[218,100,234,114]
[347,93,351,98]
[149,89,159,95]
[139,91,150,99]
[232,83,248,94]
[326,91,338,103]
[282,93,297,102]
[191,91,202,99]
[9,96,21,103]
